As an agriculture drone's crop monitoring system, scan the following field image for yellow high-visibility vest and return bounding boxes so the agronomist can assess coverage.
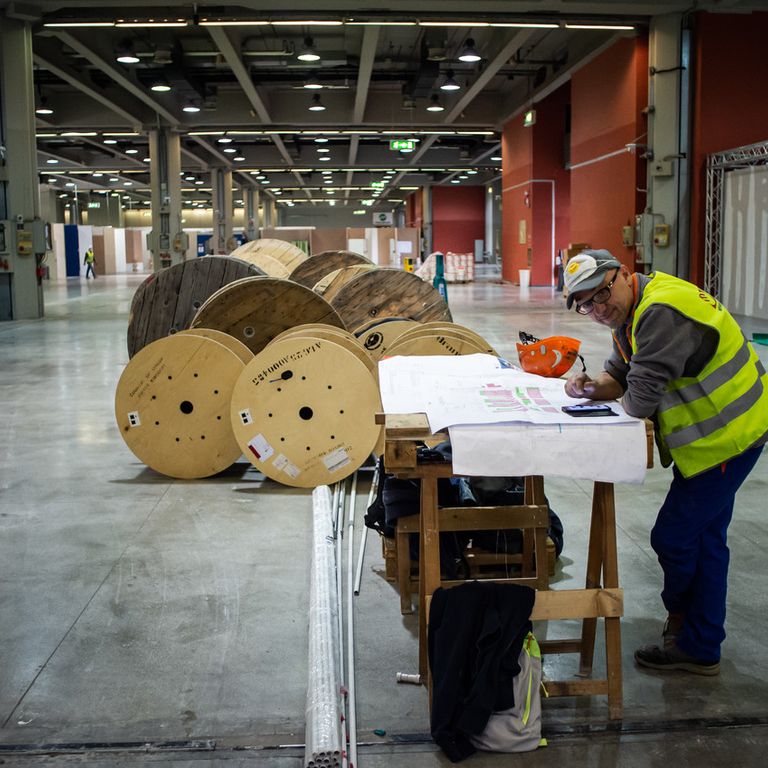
[632,272,768,477]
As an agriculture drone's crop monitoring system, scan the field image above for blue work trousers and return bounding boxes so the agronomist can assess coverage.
[650,444,763,661]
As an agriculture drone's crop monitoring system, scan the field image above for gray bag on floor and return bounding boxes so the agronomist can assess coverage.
[469,632,547,753]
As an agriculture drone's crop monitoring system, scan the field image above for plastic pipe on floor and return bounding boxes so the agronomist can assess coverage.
[305,486,344,768]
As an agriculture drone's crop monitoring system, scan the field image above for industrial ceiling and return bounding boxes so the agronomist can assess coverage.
[2,0,762,212]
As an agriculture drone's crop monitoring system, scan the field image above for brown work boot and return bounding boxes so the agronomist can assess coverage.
[662,612,685,650]
[634,642,720,676]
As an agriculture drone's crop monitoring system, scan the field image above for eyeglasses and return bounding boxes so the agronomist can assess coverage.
[575,269,620,315]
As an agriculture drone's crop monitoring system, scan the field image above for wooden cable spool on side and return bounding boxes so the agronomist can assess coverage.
[271,323,375,376]
[175,327,254,364]
[329,268,451,331]
[115,334,246,478]
[230,238,308,274]
[385,330,490,357]
[390,322,498,356]
[289,250,372,289]
[230,336,382,488]
[312,264,377,302]
[126,256,265,358]
[190,276,346,356]
[353,317,422,361]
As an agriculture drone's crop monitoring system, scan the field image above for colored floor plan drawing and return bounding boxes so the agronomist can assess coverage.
[481,383,561,413]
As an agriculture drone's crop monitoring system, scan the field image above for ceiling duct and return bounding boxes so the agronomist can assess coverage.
[402,35,442,101]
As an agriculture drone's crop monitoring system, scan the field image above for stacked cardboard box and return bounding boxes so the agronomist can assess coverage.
[415,251,475,283]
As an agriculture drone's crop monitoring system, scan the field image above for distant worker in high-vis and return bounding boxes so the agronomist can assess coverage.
[83,246,96,279]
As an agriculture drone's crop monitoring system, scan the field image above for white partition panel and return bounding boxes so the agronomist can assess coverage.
[723,166,768,319]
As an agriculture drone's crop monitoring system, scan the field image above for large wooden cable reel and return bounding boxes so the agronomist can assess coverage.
[312,264,377,301]
[229,238,307,275]
[388,322,498,356]
[230,337,381,488]
[190,276,347,356]
[126,256,264,358]
[385,331,489,357]
[115,334,246,478]
[329,269,452,331]
[271,323,375,376]
[175,327,254,364]
[353,317,422,361]
[289,250,372,289]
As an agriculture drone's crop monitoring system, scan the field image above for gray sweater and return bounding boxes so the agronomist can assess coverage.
[603,274,719,419]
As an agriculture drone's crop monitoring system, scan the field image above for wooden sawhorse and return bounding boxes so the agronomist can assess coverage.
[379,412,652,721]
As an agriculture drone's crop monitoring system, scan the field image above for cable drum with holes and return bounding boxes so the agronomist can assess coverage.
[289,250,372,288]
[229,238,307,275]
[352,317,422,361]
[311,264,377,301]
[126,256,264,358]
[386,322,498,356]
[175,328,254,364]
[190,276,347,356]
[329,268,452,331]
[270,324,376,376]
[115,334,246,479]
[230,336,382,488]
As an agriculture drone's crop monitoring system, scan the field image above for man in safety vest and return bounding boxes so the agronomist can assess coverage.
[83,246,96,279]
[564,249,768,676]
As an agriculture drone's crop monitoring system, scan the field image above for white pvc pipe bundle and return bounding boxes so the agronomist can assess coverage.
[305,486,344,768]
[346,472,359,768]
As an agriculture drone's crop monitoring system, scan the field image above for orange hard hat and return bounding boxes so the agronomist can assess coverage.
[516,333,583,378]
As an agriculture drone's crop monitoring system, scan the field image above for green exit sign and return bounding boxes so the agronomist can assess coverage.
[390,139,416,151]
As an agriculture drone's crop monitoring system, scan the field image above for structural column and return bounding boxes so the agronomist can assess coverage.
[262,194,275,230]
[147,128,186,270]
[421,185,433,256]
[0,16,44,319]
[244,187,259,241]
[211,168,233,253]
[648,13,687,276]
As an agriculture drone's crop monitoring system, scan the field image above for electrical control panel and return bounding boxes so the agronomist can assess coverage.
[653,223,671,247]
[0,219,50,272]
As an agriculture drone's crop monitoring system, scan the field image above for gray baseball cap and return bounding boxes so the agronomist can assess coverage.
[564,249,621,309]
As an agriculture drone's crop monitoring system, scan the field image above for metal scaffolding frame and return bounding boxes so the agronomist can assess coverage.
[704,140,768,297]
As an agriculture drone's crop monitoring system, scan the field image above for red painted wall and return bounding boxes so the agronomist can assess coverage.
[405,190,423,229]
[689,12,768,286]
[531,83,571,286]
[501,112,533,283]
[570,37,648,269]
[431,186,485,255]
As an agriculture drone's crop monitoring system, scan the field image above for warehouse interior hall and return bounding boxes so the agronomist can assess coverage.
[1,277,768,766]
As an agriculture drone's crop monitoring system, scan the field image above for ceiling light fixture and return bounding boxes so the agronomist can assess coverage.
[116,18,188,28]
[458,38,481,63]
[183,101,201,113]
[440,70,461,91]
[564,23,635,30]
[314,137,329,143]
[303,77,323,90]
[308,93,326,112]
[116,41,140,64]
[426,94,445,112]
[150,80,172,93]
[35,98,54,116]
[297,37,320,62]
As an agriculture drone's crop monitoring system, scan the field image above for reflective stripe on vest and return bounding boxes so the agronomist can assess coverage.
[632,272,768,477]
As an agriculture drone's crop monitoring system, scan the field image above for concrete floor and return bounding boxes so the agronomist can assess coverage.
[1,272,768,766]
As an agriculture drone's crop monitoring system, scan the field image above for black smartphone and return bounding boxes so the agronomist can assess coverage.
[561,404,617,417]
